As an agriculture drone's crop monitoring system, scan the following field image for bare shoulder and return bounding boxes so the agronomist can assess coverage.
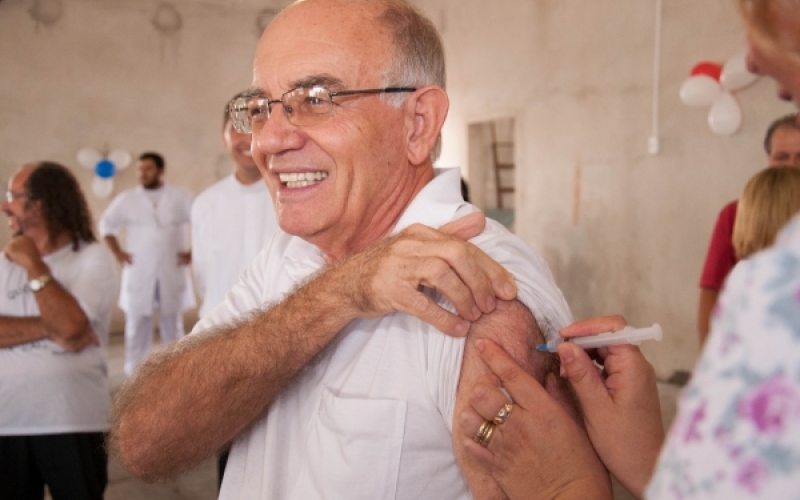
[463,299,556,384]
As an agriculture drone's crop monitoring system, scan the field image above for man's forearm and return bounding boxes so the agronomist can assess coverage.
[110,264,361,481]
[0,316,48,348]
[28,272,90,344]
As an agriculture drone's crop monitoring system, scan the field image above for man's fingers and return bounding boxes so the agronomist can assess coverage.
[396,288,468,337]
[438,211,485,241]
[559,315,627,338]
[399,225,516,315]
[417,236,516,313]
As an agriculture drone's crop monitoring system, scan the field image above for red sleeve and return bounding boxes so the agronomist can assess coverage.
[699,201,739,289]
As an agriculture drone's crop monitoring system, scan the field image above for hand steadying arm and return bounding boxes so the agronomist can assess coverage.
[453,300,611,499]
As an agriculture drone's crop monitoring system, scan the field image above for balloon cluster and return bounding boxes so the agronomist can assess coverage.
[77,147,132,198]
[679,51,759,136]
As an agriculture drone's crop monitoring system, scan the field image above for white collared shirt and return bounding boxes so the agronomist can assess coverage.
[194,168,572,499]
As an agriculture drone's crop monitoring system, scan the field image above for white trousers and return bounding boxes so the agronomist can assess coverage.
[123,283,185,376]
[123,313,184,376]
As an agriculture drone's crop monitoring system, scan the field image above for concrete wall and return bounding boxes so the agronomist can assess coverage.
[1,0,796,377]
[427,0,796,377]
[0,0,286,330]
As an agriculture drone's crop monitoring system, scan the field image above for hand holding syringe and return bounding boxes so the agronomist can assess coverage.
[536,324,663,353]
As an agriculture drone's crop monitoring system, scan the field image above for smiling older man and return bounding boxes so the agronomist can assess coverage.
[110,1,598,498]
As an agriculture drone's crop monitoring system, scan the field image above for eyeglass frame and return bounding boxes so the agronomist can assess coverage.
[5,191,29,203]
[227,86,417,134]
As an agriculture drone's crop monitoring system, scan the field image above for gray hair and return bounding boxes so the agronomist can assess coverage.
[376,0,446,160]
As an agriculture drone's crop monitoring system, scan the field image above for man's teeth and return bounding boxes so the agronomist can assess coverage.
[279,171,328,188]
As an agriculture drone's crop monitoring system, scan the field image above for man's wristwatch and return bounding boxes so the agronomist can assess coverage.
[29,273,53,292]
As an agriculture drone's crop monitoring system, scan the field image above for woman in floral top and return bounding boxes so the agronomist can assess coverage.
[647,214,800,497]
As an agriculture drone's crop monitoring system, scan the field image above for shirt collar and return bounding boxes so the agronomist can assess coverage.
[391,168,467,235]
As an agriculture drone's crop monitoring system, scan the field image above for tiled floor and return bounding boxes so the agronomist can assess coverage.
[91,332,682,500]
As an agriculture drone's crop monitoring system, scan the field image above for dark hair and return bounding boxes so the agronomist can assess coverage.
[139,152,165,170]
[764,113,799,154]
[25,162,96,251]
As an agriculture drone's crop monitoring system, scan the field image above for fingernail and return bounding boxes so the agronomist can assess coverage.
[484,295,496,312]
[475,339,485,352]
[454,321,468,337]
[471,305,481,319]
[503,282,516,298]
[559,346,574,364]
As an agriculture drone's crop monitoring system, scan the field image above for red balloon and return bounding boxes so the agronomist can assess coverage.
[690,61,723,81]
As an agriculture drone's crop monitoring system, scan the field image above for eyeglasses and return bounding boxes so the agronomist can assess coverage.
[5,191,29,203]
[227,86,417,133]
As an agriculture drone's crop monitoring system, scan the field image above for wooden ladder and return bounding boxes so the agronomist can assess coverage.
[491,122,515,209]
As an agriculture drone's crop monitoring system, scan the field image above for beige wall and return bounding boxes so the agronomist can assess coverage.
[427,0,796,377]
[1,0,795,376]
[0,0,284,331]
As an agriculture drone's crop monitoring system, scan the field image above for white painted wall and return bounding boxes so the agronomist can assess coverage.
[0,0,795,376]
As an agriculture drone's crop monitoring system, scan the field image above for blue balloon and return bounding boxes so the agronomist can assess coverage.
[95,159,116,179]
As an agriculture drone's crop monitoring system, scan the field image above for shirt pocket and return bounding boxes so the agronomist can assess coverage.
[290,387,407,500]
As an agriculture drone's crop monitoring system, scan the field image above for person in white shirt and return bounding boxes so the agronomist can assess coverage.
[98,152,194,376]
[192,100,278,321]
[110,1,606,497]
[191,100,279,486]
[0,162,118,500]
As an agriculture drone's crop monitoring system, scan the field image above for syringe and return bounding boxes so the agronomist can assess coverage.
[535,324,663,353]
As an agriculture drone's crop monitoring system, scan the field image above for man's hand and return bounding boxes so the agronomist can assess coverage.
[557,316,664,499]
[4,235,43,271]
[459,338,612,500]
[336,212,518,337]
[177,251,191,266]
[113,249,133,265]
[50,326,100,352]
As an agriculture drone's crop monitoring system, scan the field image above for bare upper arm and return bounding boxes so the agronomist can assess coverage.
[452,298,561,499]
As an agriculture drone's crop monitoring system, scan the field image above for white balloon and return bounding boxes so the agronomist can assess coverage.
[680,75,721,107]
[720,51,759,91]
[92,177,114,198]
[108,149,132,170]
[708,91,742,136]
[77,148,102,169]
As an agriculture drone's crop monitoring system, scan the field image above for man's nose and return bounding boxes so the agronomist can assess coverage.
[253,105,304,156]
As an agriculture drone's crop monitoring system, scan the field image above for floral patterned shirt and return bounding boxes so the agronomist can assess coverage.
[647,214,800,499]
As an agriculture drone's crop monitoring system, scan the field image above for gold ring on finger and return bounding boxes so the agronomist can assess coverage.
[493,403,514,425]
[479,421,496,447]
[473,419,494,445]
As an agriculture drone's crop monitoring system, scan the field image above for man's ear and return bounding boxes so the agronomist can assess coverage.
[403,85,449,166]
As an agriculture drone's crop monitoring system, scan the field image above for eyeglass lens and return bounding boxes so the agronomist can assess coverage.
[228,86,415,134]
[230,87,334,134]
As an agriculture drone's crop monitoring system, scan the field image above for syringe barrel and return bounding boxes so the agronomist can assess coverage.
[570,324,662,349]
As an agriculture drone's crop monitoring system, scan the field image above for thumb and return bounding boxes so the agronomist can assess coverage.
[557,343,611,411]
[438,212,486,241]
